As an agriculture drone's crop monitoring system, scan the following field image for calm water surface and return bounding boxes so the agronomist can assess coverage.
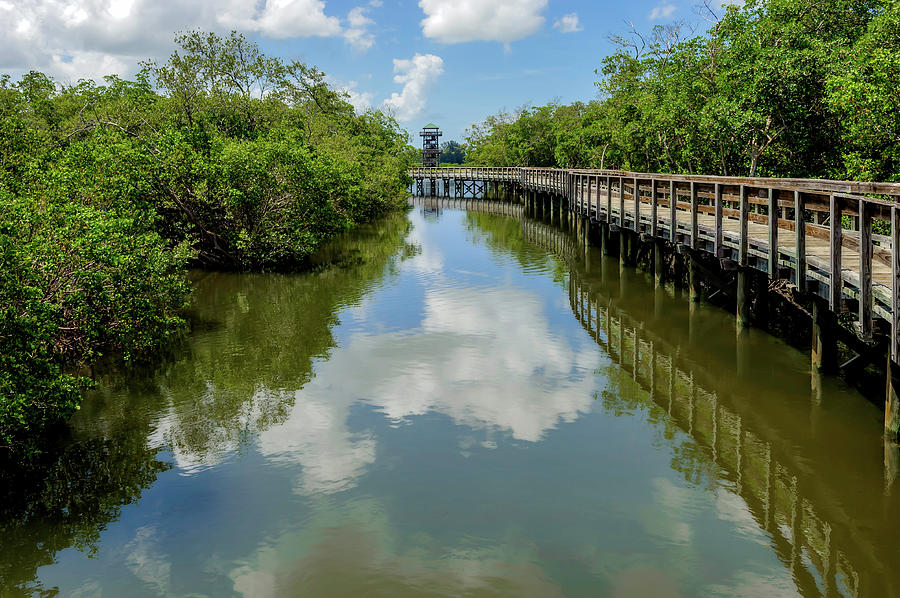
[3,199,899,597]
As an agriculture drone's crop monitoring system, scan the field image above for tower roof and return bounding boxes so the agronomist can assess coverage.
[422,123,440,129]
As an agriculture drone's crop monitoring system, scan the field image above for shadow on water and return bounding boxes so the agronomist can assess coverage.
[428,196,900,598]
[0,213,415,597]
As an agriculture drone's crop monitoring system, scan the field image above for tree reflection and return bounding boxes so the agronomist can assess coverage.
[0,213,413,595]
[0,429,170,595]
[155,213,413,464]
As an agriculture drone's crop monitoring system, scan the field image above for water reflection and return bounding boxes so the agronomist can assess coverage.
[4,199,899,597]
[513,201,900,598]
[0,213,413,596]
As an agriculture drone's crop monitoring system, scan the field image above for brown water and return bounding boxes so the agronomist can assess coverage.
[1,199,898,597]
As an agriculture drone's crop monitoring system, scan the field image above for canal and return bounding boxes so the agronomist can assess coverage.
[2,199,898,597]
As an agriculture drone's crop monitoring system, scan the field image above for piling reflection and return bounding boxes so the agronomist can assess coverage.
[449,196,900,598]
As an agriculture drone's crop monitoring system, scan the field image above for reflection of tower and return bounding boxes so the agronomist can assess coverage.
[422,205,442,221]
[420,124,442,166]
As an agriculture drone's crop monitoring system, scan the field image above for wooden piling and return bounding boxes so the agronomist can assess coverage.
[689,252,701,303]
[812,301,838,373]
[736,269,751,328]
[887,206,900,439]
[654,241,665,288]
[886,357,900,438]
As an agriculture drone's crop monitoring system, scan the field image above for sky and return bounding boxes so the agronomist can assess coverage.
[2,0,696,141]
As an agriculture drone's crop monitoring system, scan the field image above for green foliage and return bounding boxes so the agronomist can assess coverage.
[827,1,900,181]
[0,30,415,454]
[440,140,465,164]
[463,0,896,182]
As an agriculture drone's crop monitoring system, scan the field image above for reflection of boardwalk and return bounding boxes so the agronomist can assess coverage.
[518,213,900,598]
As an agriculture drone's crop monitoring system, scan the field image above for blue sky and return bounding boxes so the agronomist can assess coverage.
[3,0,692,141]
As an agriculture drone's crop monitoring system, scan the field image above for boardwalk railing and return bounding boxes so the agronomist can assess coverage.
[409,166,900,435]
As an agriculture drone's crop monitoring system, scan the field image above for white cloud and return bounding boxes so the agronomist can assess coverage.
[1,0,348,80]
[381,53,443,122]
[216,0,342,38]
[341,80,374,112]
[419,0,547,44]
[343,2,379,52]
[553,13,582,34]
[649,2,677,20]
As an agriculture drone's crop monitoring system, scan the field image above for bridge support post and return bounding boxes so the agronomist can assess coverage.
[811,301,838,374]
[887,356,900,440]
[736,269,752,328]
[619,232,630,279]
[602,224,613,257]
[620,231,636,268]
[654,241,665,287]
[688,252,702,303]
[551,197,559,228]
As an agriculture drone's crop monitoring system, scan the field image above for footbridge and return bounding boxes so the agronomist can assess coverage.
[408,167,900,437]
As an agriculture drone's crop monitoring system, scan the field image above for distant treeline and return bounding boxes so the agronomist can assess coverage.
[0,31,417,454]
[464,0,899,182]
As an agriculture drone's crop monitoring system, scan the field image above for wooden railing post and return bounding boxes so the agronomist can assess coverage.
[739,185,749,266]
[690,181,699,248]
[714,183,723,257]
[669,181,677,243]
[587,174,593,218]
[606,176,613,219]
[892,206,899,361]
[651,179,658,238]
[795,191,806,292]
[619,177,625,228]
[887,206,900,438]
[768,188,778,278]
[634,177,641,232]
[829,194,842,311]
[858,199,873,338]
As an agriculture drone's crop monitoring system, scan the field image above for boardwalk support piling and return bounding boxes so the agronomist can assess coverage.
[887,357,900,439]
[736,269,751,328]
[689,252,702,303]
[812,301,838,374]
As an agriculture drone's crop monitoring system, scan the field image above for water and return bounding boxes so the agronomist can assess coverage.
[2,199,899,597]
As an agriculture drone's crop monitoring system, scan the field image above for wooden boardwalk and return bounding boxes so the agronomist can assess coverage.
[409,166,900,435]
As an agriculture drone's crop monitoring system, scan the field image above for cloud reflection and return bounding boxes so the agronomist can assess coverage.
[251,282,602,496]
